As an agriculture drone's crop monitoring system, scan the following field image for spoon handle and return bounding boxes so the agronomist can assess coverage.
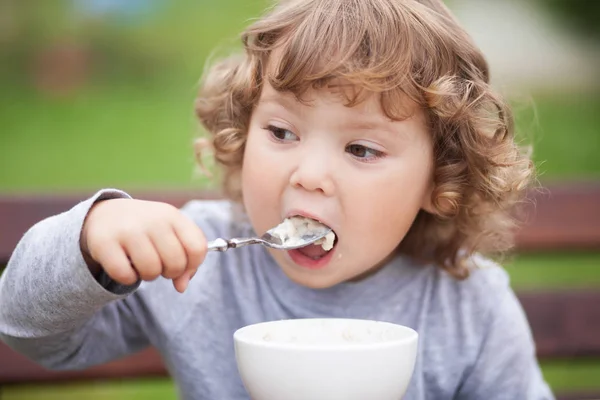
[207,237,261,252]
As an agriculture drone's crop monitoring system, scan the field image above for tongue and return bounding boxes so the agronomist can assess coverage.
[297,244,328,259]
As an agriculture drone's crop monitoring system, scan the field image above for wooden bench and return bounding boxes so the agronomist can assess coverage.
[1,183,599,399]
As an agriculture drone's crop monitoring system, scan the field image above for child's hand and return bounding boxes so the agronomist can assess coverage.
[80,199,207,293]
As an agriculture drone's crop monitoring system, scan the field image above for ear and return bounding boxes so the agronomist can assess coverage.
[194,138,214,178]
[420,180,436,214]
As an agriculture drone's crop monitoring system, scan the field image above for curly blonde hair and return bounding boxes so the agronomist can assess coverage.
[195,0,534,279]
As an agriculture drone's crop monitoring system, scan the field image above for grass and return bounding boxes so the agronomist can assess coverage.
[2,379,177,400]
[0,0,269,194]
[0,82,210,194]
[512,92,600,181]
[542,359,600,393]
[506,252,600,290]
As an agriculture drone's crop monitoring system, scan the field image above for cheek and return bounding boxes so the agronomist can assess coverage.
[242,129,270,187]
[351,188,417,242]
[241,130,283,230]
[342,167,431,253]
[242,126,284,172]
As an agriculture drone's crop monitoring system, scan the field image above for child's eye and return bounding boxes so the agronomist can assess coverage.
[345,144,385,161]
[265,125,298,142]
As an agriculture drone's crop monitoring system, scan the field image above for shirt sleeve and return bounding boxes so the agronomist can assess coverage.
[0,189,150,370]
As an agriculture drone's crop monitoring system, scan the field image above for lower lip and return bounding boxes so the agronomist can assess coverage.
[287,246,336,270]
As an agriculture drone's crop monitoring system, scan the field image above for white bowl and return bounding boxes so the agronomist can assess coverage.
[233,318,418,400]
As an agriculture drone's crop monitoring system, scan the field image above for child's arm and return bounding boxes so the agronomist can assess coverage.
[0,189,206,370]
[456,289,555,400]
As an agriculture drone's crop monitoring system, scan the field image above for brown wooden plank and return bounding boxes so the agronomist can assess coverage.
[557,393,600,400]
[515,183,600,252]
[0,344,166,383]
[519,290,600,359]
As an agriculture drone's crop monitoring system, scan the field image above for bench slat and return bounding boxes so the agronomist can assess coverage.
[520,290,600,358]
[514,184,600,251]
[0,345,164,383]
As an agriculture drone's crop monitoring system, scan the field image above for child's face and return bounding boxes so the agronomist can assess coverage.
[241,82,434,288]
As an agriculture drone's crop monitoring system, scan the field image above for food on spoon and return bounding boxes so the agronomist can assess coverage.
[271,216,335,250]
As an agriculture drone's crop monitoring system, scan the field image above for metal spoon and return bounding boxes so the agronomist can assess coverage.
[207,220,333,252]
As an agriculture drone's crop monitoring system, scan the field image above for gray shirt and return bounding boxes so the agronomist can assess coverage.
[0,190,554,399]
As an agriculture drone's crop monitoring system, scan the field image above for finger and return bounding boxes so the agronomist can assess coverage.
[124,234,162,281]
[172,269,194,293]
[92,240,138,285]
[173,215,207,276]
[149,228,187,280]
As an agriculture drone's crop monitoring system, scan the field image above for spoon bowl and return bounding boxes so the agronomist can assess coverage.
[207,218,333,252]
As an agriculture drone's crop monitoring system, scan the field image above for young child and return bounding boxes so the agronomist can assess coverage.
[0,0,554,398]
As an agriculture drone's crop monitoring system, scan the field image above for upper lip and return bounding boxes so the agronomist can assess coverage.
[284,209,336,232]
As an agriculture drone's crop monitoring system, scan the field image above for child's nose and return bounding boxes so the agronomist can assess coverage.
[289,150,335,196]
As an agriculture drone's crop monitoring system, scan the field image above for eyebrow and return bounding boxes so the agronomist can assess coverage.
[258,93,408,138]
[344,119,388,131]
[341,116,400,136]
[257,94,300,110]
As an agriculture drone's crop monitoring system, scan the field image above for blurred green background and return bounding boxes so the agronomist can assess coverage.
[0,0,599,398]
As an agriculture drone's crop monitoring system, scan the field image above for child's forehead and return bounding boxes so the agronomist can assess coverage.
[259,81,375,109]
[258,77,420,120]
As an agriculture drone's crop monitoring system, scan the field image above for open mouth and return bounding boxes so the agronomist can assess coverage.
[295,232,338,260]
[284,216,338,268]
[272,214,339,268]
[288,239,337,269]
